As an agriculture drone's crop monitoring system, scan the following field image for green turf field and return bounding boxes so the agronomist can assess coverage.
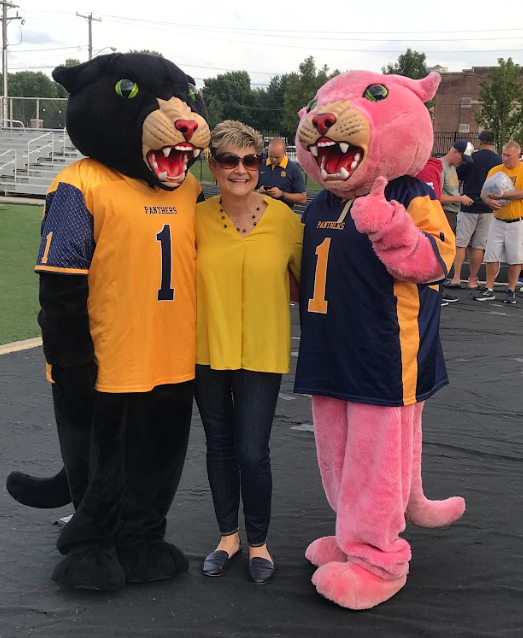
[0,203,43,345]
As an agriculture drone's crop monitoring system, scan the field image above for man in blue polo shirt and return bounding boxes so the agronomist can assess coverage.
[257,138,307,210]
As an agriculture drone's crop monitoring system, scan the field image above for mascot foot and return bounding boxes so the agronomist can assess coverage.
[119,540,189,583]
[306,536,346,567]
[52,545,126,591]
[406,496,465,528]
[312,562,407,610]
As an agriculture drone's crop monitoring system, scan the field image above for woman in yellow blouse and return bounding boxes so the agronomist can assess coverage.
[196,121,303,585]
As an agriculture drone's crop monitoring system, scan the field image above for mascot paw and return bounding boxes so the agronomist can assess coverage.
[351,176,393,235]
[306,536,346,567]
[51,545,126,591]
[406,496,466,528]
[312,562,406,610]
[119,540,189,583]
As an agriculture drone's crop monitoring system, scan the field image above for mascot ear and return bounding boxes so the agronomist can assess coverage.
[392,72,441,102]
[53,53,118,94]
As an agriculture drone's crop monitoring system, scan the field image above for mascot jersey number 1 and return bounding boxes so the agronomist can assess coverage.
[295,71,465,610]
[6,53,210,592]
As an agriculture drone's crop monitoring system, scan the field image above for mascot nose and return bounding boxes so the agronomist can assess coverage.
[312,113,337,136]
[175,119,199,141]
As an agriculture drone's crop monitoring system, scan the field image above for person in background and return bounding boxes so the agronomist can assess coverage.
[257,138,307,210]
[195,121,303,585]
[415,156,443,199]
[439,141,475,304]
[416,156,454,306]
[474,140,523,304]
[445,131,502,292]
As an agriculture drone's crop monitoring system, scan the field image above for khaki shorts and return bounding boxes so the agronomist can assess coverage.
[484,217,523,265]
[456,212,492,250]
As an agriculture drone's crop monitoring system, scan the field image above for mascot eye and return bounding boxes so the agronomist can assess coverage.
[188,83,199,101]
[115,79,139,99]
[363,84,388,102]
[305,97,318,113]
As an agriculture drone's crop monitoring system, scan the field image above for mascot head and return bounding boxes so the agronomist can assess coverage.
[53,53,210,190]
[296,70,440,198]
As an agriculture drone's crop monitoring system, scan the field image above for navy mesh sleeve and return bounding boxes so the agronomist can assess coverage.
[35,183,95,274]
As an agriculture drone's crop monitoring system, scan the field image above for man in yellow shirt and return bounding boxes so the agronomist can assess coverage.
[475,141,523,304]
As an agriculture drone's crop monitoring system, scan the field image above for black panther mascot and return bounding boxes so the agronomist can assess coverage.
[6,53,210,591]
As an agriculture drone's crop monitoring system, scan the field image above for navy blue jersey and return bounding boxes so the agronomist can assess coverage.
[457,149,502,213]
[294,177,453,406]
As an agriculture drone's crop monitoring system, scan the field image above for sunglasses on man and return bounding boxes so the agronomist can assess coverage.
[212,152,262,171]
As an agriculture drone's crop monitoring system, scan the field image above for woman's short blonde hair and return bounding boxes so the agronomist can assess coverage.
[210,120,264,157]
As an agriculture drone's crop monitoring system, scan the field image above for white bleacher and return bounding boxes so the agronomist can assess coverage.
[0,127,83,196]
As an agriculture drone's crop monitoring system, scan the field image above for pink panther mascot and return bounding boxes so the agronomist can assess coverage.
[294,71,465,610]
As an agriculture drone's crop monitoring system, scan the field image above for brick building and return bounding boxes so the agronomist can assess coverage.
[432,66,491,136]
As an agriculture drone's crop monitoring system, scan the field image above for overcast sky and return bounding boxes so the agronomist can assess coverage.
[6,0,523,88]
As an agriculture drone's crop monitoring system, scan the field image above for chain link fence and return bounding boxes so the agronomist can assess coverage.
[1,97,67,130]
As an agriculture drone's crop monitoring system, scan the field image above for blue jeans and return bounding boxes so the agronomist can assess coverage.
[195,365,282,547]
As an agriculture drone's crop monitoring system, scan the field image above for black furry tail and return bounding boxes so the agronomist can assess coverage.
[6,467,72,508]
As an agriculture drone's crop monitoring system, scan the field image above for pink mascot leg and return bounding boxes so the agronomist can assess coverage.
[312,402,415,610]
[306,397,347,567]
[405,403,465,527]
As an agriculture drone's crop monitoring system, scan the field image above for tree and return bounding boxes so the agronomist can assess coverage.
[382,49,435,110]
[202,71,256,129]
[382,48,429,80]
[128,49,163,57]
[6,71,58,97]
[252,74,289,132]
[477,58,523,148]
[282,57,340,133]
[63,58,81,67]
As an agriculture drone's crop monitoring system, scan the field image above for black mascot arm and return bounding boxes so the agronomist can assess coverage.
[38,272,94,366]
[38,273,97,393]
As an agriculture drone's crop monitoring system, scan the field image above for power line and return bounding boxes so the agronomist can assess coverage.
[96,15,523,37]
[102,17,523,54]
[12,45,85,53]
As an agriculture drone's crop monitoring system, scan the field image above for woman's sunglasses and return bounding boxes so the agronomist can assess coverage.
[212,152,262,171]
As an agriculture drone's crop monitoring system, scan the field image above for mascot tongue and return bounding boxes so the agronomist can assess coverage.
[317,139,362,179]
[147,144,193,182]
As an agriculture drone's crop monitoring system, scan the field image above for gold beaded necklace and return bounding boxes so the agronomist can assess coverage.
[219,198,261,234]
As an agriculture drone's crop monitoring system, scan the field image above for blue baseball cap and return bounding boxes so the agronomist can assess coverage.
[453,140,474,163]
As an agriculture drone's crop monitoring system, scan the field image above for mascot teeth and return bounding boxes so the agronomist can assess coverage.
[162,147,171,158]
[193,149,201,158]
[158,171,168,180]
[310,139,364,182]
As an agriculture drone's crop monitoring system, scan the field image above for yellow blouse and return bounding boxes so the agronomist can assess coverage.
[196,195,303,373]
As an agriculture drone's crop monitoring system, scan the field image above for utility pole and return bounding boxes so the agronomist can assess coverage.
[1,0,21,128]
[76,12,101,61]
